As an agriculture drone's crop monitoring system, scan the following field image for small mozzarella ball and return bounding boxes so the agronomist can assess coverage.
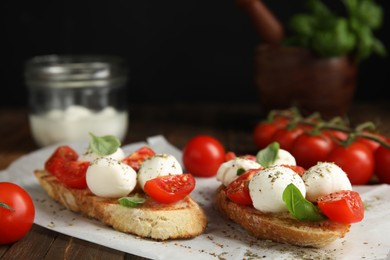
[79,147,125,162]
[138,154,183,190]
[86,157,137,198]
[302,162,352,202]
[271,149,296,166]
[216,157,262,186]
[249,165,306,213]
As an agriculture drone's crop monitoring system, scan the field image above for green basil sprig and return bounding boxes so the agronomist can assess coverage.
[282,183,326,221]
[118,194,146,208]
[256,142,279,167]
[89,133,121,156]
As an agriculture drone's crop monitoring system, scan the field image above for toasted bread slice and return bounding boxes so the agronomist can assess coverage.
[34,170,207,240]
[214,185,350,247]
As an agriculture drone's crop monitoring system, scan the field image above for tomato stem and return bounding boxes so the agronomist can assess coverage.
[0,202,15,211]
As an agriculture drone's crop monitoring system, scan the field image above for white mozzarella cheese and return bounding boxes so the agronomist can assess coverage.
[137,154,183,190]
[302,162,352,202]
[216,157,262,186]
[249,165,306,213]
[86,157,137,198]
[272,149,296,166]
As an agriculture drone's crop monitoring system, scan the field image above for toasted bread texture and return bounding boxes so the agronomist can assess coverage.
[214,185,350,248]
[34,170,207,240]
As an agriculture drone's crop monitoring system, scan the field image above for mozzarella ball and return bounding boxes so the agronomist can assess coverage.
[216,157,262,186]
[249,165,306,213]
[138,154,183,190]
[271,149,296,166]
[79,147,125,162]
[302,162,352,202]
[86,157,137,198]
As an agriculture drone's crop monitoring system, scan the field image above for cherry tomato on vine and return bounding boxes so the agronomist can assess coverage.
[326,142,375,185]
[253,117,289,149]
[356,131,386,153]
[317,190,364,224]
[374,140,390,184]
[270,126,304,151]
[0,182,35,244]
[144,174,195,204]
[183,135,225,177]
[291,131,334,169]
[225,169,260,206]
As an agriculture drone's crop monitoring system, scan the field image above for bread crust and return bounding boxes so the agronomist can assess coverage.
[214,185,350,247]
[34,170,207,240]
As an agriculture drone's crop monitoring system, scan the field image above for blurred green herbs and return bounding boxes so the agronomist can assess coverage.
[284,0,387,62]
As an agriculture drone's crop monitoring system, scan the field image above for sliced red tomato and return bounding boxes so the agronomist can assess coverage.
[122,146,155,171]
[55,161,90,189]
[281,164,306,176]
[45,146,79,174]
[144,174,195,204]
[317,190,364,224]
[225,169,260,206]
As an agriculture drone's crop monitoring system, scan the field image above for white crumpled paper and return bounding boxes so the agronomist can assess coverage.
[1,135,390,260]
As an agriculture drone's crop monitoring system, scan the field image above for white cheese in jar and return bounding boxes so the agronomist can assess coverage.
[29,105,128,147]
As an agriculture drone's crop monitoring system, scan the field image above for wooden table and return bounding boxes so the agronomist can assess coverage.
[1,102,389,259]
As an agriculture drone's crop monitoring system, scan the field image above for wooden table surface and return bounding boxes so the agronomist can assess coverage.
[0,101,389,259]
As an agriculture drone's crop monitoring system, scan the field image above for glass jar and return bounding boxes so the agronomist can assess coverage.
[25,54,129,147]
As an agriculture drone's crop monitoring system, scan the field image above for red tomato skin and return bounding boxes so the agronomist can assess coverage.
[374,142,390,184]
[122,146,155,171]
[0,182,35,244]
[183,135,225,177]
[317,190,364,224]
[45,146,79,174]
[270,127,304,151]
[144,174,195,204]
[326,142,375,185]
[253,123,281,149]
[56,161,90,189]
[225,169,260,206]
[291,132,334,169]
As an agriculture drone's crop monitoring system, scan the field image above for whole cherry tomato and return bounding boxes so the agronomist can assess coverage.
[0,182,35,244]
[326,141,375,185]
[374,140,390,184]
[183,135,226,177]
[291,131,334,169]
[270,126,304,151]
[253,117,289,149]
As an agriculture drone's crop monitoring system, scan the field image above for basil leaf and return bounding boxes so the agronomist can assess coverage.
[89,133,121,156]
[282,184,326,221]
[256,142,279,167]
[236,168,246,176]
[118,194,146,208]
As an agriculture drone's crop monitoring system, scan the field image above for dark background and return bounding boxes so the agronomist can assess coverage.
[2,0,389,108]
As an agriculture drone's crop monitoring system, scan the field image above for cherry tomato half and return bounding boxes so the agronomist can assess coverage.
[225,169,260,206]
[0,182,35,244]
[144,174,196,204]
[326,142,375,185]
[45,146,79,174]
[122,146,156,171]
[317,190,364,224]
[56,161,90,189]
[183,135,225,177]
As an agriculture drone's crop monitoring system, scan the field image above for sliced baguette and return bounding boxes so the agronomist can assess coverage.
[214,185,350,248]
[34,169,207,240]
